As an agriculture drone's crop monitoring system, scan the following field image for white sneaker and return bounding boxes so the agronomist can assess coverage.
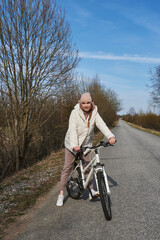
[56,195,64,206]
[89,189,100,200]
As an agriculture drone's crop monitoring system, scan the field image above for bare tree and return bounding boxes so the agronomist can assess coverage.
[128,107,136,116]
[0,0,79,174]
[149,66,160,109]
[86,75,121,125]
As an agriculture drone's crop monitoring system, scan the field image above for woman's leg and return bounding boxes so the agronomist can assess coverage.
[82,152,93,189]
[57,148,75,206]
[83,152,99,199]
[59,148,75,194]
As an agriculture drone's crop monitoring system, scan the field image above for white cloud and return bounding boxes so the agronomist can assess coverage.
[79,52,160,64]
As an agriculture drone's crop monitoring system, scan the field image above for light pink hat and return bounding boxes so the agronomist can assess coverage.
[79,92,92,103]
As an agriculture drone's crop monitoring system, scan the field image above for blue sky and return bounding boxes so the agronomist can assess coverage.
[58,0,160,114]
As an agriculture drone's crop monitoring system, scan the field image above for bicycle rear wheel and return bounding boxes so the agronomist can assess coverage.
[97,171,112,220]
[66,167,82,199]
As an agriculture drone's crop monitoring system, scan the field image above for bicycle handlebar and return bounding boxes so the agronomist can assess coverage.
[80,140,114,153]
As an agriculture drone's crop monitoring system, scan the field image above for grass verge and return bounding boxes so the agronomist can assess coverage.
[0,150,64,238]
[125,121,160,137]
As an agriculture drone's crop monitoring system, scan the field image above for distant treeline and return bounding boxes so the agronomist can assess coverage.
[122,112,160,131]
[0,77,121,179]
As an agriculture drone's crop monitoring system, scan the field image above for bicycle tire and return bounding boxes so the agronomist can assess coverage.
[97,171,112,220]
[66,167,82,199]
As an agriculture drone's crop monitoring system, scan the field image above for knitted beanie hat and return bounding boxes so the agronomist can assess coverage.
[79,92,92,103]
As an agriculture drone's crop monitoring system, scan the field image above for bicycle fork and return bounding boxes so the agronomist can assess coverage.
[94,164,111,195]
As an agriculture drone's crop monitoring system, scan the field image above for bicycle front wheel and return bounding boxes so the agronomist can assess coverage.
[66,167,82,199]
[97,171,112,220]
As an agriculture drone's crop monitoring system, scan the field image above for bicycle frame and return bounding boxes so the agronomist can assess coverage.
[77,149,111,195]
[67,141,114,221]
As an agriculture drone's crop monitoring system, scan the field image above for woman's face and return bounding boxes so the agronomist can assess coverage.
[81,101,92,112]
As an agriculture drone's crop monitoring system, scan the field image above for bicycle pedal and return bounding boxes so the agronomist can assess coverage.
[92,194,100,199]
[89,193,100,200]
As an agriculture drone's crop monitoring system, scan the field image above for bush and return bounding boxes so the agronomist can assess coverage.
[123,112,160,131]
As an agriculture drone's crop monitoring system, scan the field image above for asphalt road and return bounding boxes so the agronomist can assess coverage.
[11,120,160,240]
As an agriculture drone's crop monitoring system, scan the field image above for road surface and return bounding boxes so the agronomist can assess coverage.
[7,120,160,240]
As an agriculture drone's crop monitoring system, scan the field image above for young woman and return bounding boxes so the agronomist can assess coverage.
[56,92,116,206]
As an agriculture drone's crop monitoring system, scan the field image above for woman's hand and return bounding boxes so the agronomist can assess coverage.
[109,137,116,144]
[73,146,81,152]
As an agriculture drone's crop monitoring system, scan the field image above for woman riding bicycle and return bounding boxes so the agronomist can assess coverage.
[56,92,116,206]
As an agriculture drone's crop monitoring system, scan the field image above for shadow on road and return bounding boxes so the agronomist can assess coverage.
[64,174,118,205]
[107,175,118,188]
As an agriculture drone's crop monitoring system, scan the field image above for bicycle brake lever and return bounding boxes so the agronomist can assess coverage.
[100,141,109,147]
[81,146,87,152]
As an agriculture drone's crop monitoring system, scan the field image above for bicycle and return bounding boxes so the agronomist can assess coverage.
[66,140,114,220]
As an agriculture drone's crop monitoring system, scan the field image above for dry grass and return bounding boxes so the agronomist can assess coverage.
[123,113,160,132]
[126,121,160,137]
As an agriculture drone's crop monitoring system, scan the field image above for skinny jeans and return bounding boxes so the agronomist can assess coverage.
[60,148,93,191]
